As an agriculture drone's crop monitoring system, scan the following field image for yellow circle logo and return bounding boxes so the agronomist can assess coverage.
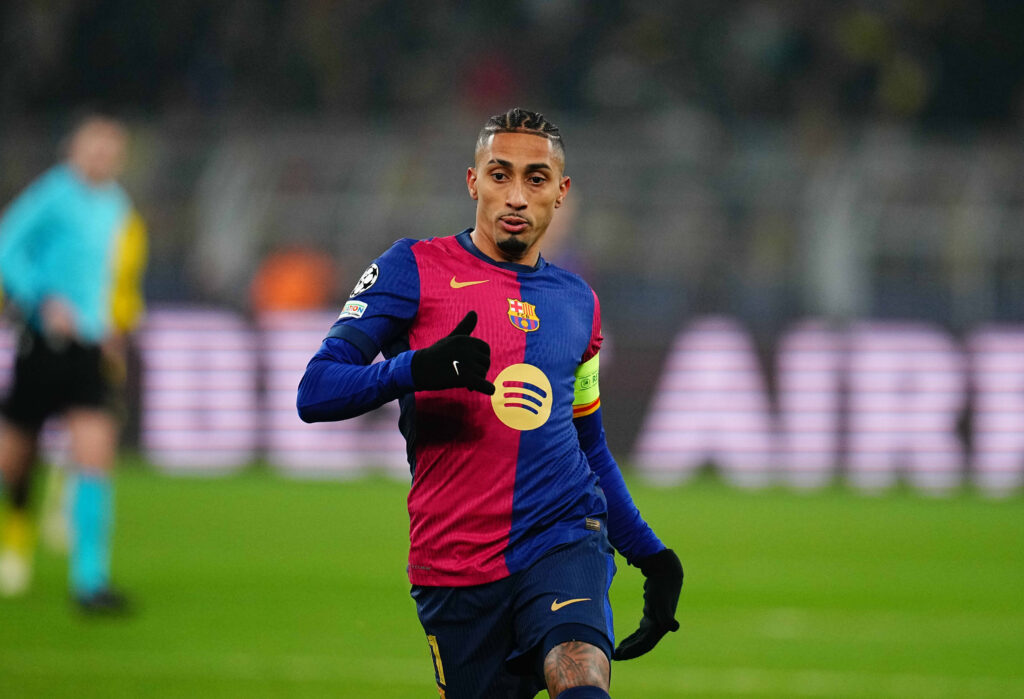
[491,363,553,431]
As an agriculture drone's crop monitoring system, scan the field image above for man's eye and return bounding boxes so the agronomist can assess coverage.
[529,176,546,185]
[492,172,507,181]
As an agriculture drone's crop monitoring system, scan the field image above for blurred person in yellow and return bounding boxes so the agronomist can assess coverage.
[0,114,147,613]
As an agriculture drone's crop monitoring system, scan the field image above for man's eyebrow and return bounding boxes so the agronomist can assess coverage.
[486,158,554,172]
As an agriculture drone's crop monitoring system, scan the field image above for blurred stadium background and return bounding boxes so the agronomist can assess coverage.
[1,1,1024,697]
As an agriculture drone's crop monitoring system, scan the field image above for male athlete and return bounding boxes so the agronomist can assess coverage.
[298,108,682,698]
[0,115,147,611]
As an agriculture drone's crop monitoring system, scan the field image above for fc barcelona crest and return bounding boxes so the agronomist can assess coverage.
[507,298,540,332]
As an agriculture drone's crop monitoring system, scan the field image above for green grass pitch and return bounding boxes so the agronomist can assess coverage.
[2,461,1023,698]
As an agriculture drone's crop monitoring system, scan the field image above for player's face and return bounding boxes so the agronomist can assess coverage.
[467,131,570,266]
[69,120,127,185]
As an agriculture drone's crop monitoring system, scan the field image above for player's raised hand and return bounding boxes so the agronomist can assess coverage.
[411,311,495,395]
[613,548,683,661]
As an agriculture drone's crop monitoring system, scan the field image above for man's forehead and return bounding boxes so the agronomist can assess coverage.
[478,131,560,165]
[74,121,125,146]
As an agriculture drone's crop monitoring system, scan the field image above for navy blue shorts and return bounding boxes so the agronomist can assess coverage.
[411,529,616,699]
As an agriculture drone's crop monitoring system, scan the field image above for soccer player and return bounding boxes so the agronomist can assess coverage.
[0,114,147,612]
[297,108,683,698]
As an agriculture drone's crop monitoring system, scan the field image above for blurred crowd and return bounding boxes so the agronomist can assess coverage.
[1,0,1023,349]
[2,1,1023,127]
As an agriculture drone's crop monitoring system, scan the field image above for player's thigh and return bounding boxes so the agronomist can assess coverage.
[412,581,541,699]
[511,531,617,676]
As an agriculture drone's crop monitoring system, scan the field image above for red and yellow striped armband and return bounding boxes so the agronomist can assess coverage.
[572,352,601,419]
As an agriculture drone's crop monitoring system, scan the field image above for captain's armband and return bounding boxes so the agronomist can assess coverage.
[572,352,601,419]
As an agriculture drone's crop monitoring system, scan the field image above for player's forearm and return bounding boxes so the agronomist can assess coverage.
[296,339,415,422]
[574,408,665,564]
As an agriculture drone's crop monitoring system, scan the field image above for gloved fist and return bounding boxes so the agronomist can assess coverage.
[613,548,683,661]
[411,311,495,395]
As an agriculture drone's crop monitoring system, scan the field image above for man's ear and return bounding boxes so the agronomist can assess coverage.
[555,175,571,208]
[467,167,479,200]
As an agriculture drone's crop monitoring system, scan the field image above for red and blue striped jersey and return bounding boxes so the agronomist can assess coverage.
[298,230,662,586]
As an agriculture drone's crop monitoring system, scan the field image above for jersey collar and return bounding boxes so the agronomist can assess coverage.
[455,229,547,274]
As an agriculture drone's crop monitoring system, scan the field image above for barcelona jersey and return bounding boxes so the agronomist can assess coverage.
[313,230,608,586]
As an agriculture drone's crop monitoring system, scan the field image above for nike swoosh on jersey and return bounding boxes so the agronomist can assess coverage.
[450,276,490,288]
[550,597,591,612]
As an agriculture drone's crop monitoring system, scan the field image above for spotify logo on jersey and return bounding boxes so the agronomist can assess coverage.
[491,363,553,431]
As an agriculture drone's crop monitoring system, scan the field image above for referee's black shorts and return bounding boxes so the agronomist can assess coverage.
[2,328,112,432]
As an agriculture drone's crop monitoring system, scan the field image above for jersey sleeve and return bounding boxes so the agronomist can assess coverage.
[582,287,602,364]
[296,239,421,422]
[323,239,421,361]
[0,173,59,310]
[575,407,665,565]
[573,288,665,564]
[297,334,415,422]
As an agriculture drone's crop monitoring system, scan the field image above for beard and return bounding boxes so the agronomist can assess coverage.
[496,235,529,260]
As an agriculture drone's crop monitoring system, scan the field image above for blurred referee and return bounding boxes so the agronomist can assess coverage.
[0,114,147,612]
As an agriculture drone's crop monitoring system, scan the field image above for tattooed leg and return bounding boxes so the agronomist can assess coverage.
[543,640,610,696]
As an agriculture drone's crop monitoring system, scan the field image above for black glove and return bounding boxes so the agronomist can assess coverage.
[613,548,683,661]
[410,311,495,395]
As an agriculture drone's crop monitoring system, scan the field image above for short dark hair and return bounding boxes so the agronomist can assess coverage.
[476,108,565,163]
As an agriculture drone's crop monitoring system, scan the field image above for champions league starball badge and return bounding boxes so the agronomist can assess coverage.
[350,263,379,297]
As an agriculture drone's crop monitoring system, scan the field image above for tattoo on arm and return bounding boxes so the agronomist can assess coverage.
[543,641,610,696]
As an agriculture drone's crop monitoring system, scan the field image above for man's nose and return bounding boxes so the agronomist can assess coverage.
[506,180,527,209]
